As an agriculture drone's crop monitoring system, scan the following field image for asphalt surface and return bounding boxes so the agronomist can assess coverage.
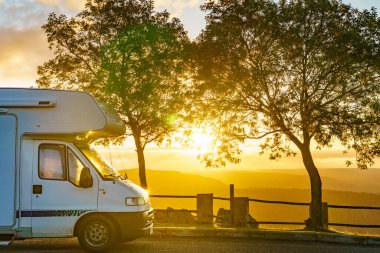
[1,236,380,253]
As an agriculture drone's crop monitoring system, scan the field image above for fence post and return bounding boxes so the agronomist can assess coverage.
[230,184,235,226]
[322,202,329,230]
[233,197,249,227]
[197,193,213,224]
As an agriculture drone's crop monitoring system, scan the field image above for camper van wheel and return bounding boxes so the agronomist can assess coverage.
[78,215,117,252]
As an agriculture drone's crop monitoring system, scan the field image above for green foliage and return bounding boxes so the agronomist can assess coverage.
[194,0,380,229]
[37,0,190,188]
[195,0,380,169]
[38,0,156,92]
[99,17,189,147]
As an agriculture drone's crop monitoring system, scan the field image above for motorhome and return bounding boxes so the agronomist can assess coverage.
[0,88,153,251]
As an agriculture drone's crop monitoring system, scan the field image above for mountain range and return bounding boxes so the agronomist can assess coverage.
[120,168,380,235]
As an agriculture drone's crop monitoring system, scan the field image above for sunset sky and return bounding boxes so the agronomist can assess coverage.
[0,0,379,171]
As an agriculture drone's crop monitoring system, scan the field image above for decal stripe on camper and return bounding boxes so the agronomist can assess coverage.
[16,210,93,218]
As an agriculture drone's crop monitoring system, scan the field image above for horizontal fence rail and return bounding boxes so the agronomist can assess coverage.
[150,194,197,199]
[209,195,309,206]
[213,197,230,201]
[328,204,380,210]
[213,196,380,210]
[248,198,309,206]
[155,208,197,213]
[150,193,380,229]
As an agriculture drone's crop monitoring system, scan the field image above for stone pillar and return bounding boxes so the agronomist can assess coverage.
[233,197,249,227]
[197,194,213,224]
[322,202,329,230]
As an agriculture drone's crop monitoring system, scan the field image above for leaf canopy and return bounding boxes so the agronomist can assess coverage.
[37,0,190,148]
[195,0,380,168]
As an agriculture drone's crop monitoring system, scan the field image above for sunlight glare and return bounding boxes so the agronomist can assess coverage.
[190,128,215,155]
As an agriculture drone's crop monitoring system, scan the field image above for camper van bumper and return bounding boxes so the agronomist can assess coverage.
[110,208,154,241]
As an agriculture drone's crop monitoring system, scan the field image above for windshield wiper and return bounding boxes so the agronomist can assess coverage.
[104,173,122,180]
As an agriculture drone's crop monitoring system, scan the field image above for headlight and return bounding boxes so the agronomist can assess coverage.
[144,194,150,204]
[125,197,146,206]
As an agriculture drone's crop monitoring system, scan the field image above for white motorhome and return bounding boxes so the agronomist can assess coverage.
[0,88,153,251]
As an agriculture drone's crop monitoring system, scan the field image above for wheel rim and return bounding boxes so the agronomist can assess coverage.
[84,222,109,247]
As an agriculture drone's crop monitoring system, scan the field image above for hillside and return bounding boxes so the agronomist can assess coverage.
[122,168,380,194]
[121,169,228,196]
[121,169,380,235]
[121,168,380,208]
[190,168,380,194]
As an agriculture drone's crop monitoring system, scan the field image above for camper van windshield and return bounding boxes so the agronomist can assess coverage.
[76,144,121,180]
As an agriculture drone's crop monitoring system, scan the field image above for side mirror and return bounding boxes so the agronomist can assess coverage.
[79,167,93,188]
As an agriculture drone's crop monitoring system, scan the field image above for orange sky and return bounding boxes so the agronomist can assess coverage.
[0,0,379,171]
[98,143,379,172]
[0,0,379,87]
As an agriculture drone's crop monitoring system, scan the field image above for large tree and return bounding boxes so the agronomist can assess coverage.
[194,0,380,229]
[37,0,189,189]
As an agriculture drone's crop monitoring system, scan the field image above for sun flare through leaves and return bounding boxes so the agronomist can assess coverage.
[189,128,218,157]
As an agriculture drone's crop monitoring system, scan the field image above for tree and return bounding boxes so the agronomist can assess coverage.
[194,0,380,229]
[37,0,189,189]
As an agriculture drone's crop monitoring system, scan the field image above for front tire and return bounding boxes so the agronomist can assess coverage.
[78,215,118,252]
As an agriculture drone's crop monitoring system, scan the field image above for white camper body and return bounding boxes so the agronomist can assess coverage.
[0,88,153,251]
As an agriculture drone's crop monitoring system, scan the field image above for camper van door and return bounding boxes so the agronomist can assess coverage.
[0,114,17,227]
[31,140,98,236]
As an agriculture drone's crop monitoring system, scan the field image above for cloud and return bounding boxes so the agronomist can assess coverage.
[36,0,86,10]
[0,26,52,87]
[153,0,206,39]
[0,2,46,30]
[0,0,205,89]
[0,0,84,30]
[155,0,203,16]
[155,0,202,8]
[63,0,86,9]
[36,0,60,5]
[0,0,84,87]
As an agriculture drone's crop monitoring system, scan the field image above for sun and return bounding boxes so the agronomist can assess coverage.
[190,128,215,155]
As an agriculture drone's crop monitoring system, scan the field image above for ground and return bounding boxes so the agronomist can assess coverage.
[1,236,379,253]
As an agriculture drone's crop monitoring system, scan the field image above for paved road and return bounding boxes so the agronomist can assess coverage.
[1,236,379,253]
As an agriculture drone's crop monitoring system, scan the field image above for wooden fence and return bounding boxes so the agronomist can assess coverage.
[150,184,380,229]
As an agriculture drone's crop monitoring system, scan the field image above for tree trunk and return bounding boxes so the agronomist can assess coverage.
[300,145,323,230]
[130,122,148,189]
[136,144,148,189]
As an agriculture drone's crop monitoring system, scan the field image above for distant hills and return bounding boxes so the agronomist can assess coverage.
[120,168,380,235]
[191,168,380,194]
[121,168,380,208]
[121,168,380,194]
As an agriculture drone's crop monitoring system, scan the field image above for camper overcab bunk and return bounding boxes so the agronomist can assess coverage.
[0,88,153,251]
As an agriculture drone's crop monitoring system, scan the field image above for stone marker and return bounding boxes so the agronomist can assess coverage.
[233,197,249,227]
[197,194,213,224]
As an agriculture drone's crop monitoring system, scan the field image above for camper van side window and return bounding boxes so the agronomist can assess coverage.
[68,148,85,187]
[39,144,66,180]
